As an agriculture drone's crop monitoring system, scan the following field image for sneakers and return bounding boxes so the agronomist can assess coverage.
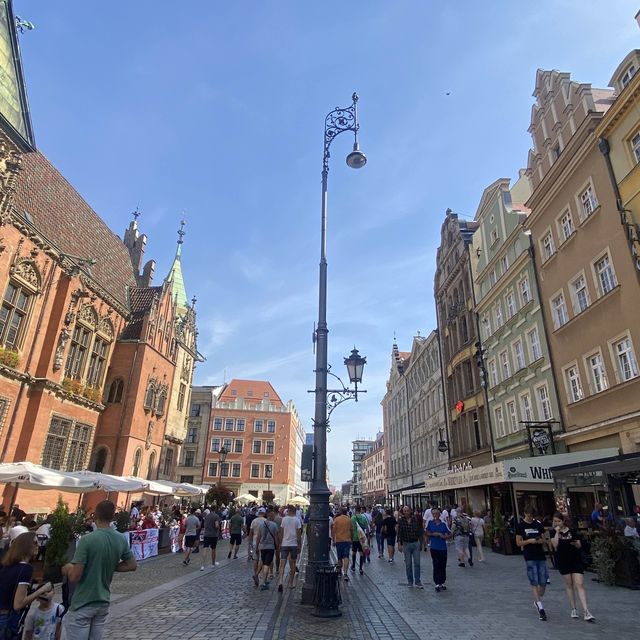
[584,611,595,623]
[182,559,189,566]
[260,584,269,591]
[228,552,232,559]
[344,575,349,582]
[535,604,547,621]
[440,584,447,591]
[407,584,413,588]
[359,569,364,575]
[200,566,204,571]
[277,584,283,592]
[458,562,465,567]
[388,558,394,563]
[414,583,424,589]
[468,560,474,567]
[571,609,579,619]
[253,574,259,587]
[435,585,441,592]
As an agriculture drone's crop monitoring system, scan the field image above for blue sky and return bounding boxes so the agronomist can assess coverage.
[16,1,639,485]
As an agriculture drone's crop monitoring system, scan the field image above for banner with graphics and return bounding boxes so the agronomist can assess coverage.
[130,528,159,560]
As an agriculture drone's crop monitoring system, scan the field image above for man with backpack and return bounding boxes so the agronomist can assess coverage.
[453,508,472,567]
[350,506,369,575]
[255,509,279,591]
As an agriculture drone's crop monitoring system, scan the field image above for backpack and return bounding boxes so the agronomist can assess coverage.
[456,516,470,535]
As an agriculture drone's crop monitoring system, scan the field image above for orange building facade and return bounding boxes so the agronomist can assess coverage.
[203,380,305,503]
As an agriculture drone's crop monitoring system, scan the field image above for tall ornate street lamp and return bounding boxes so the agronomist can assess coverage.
[302,93,367,614]
[217,446,227,486]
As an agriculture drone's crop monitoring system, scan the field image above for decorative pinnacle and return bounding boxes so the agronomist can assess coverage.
[132,207,141,222]
[177,220,186,244]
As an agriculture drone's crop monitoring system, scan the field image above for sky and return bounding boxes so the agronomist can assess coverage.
[15,1,639,485]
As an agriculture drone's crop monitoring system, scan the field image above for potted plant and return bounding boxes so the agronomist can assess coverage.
[43,497,73,583]
[262,490,275,505]
[591,527,640,588]
[115,510,131,533]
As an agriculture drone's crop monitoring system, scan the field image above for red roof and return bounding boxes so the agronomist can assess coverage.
[219,379,284,408]
[12,151,137,309]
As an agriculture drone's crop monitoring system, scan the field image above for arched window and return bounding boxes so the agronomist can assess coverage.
[144,383,155,410]
[0,261,40,350]
[91,446,109,473]
[107,378,124,403]
[147,451,156,480]
[132,448,142,477]
[155,390,166,416]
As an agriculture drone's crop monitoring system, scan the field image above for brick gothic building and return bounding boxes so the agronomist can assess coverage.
[0,2,199,510]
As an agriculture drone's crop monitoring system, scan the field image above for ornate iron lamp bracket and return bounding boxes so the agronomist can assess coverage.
[323,93,360,173]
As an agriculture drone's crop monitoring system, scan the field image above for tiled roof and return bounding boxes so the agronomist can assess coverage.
[119,286,162,340]
[591,87,616,113]
[220,379,284,408]
[12,150,137,309]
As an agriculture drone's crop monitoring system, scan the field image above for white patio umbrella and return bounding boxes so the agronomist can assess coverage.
[162,481,204,497]
[67,470,148,493]
[126,477,177,496]
[288,496,310,506]
[0,462,99,492]
[235,493,259,503]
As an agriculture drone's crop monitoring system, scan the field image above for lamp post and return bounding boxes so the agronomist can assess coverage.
[302,93,367,612]
[265,464,272,501]
[218,446,227,487]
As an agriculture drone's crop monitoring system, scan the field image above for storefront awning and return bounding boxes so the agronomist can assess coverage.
[421,448,619,493]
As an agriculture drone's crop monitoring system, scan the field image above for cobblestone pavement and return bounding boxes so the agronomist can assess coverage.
[103,539,637,639]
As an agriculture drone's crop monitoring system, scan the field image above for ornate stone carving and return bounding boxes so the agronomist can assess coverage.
[78,305,98,327]
[53,327,70,371]
[145,421,154,450]
[9,259,40,290]
[98,317,114,339]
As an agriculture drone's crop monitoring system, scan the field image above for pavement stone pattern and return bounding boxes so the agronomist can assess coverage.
[103,538,637,639]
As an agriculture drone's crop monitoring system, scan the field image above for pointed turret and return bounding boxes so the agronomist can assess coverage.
[166,219,189,312]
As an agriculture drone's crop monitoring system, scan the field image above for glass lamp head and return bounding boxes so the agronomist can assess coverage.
[346,142,367,169]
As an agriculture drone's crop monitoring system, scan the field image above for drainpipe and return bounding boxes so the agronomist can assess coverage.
[0,262,58,462]
[598,137,640,277]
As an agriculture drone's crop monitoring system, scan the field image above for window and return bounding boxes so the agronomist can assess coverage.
[507,400,518,433]
[520,277,531,305]
[190,404,201,417]
[232,462,241,478]
[460,315,468,343]
[621,63,636,88]
[267,420,276,433]
[552,293,569,329]
[147,451,156,480]
[225,418,234,431]
[177,383,186,411]
[571,274,590,313]
[251,463,260,478]
[488,359,498,387]
[524,329,541,364]
[587,352,608,393]
[213,418,222,431]
[489,270,497,287]
[220,462,229,477]
[264,464,273,478]
[0,273,37,350]
[236,419,245,432]
[506,292,516,318]
[91,446,108,473]
[187,427,198,443]
[632,131,640,164]
[155,391,166,416]
[520,393,533,422]
[565,365,584,403]
[500,255,509,274]
[208,462,218,477]
[490,228,498,245]
[495,407,506,438]
[513,340,525,370]
[493,304,503,329]
[223,438,232,451]
[542,232,555,260]
[536,385,552,420]
[143,384,155,410]
[86,336,109,388]
[254,419,263,433]
[210,437,220,453]
[107,378,124,403]
[552,142,561,160]
[253,440,262,454]
[184,450,195,467]
[234,439,243,453]
[41,416,93,471]
[499,351,511,379]
[614,336,639,382]
[559,210,574,241]
[266,440,275,454]
[131,448,142,477]
[163,448,174,476]
[594,254,617,295]
[579,184,598,218]
[65,324,92,380]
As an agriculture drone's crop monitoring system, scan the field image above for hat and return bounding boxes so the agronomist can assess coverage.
[196,509,202,514]
[257,508,266,514]
[204,509,210,514]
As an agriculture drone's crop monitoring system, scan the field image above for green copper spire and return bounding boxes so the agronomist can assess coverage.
[166,219,189,312]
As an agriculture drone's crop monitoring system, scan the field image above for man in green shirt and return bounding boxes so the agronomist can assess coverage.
[227,510,244,559]
[351,505,369,575]
[62,500,137,639]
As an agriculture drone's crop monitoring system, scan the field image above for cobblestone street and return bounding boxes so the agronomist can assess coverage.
[103,539,637,639]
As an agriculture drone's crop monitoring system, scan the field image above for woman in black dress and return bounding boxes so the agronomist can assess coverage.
[549,512,595,622]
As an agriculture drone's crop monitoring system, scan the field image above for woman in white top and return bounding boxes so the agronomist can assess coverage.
[470,511,485,562]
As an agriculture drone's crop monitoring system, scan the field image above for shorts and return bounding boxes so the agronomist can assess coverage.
[352,541,363,554]
[184,535,197,548]
[454,535,468,553]
[386,536,396,547]
[526,559,549,586]
[280,546,298,560]
[230,533,242,546]
[336,541,351,560]
[260,549,275,565]
[203,536,218,548]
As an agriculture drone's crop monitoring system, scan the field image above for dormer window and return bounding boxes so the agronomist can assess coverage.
[621,63,636,89]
